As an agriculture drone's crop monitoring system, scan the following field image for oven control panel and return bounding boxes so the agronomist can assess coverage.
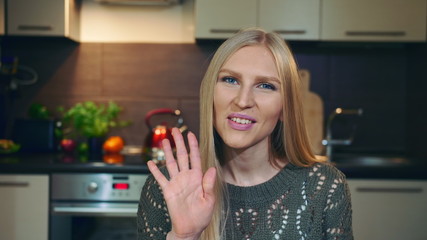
[51,173,149,201]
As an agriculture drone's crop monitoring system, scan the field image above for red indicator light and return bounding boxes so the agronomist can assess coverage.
[113,183,129,190]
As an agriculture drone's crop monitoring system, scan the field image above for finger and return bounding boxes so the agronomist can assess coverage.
[187,131,201,171]
[172,128,190,171]
[202,167,217,199]
[162,138,179,179]
[147,160,169,188]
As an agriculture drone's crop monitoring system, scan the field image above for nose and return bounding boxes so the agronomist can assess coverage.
[234,86,255,109]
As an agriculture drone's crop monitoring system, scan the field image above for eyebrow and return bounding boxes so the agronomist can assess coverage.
[218,69,242,78]
[219,68,281,84]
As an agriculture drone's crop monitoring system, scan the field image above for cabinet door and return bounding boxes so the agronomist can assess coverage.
[348,179,427,240]
[0,175,49,240]
[0,0,4,35]
[195,0,257,39]
[321,0,427,42]
[259,0,320,40]
[7,0,66,36]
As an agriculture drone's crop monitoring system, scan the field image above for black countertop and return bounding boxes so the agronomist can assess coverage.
[1,152,426,180]
[0,153,150,174]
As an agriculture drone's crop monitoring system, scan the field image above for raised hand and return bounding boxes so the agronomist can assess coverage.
[147,128,217,240]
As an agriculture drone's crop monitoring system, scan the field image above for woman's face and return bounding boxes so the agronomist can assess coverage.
[213,45,283,150]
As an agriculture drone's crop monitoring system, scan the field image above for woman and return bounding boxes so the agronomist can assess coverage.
[137,28,353,240]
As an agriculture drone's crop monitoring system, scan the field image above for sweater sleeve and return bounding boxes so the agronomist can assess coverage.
[137,173,171,240]
[323,170,354,240]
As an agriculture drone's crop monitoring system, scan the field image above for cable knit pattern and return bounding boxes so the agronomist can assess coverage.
[137,163,353,240]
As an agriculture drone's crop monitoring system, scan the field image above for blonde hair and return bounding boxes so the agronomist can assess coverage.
[199,27,320,239]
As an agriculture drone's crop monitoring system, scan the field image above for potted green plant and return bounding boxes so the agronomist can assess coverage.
[58,101,131,155]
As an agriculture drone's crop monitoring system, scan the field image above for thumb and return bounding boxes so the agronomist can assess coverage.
[202,167,217,199]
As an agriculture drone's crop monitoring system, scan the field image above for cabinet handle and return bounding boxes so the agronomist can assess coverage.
[274,30,306,35]
[345,31,406,37]
[18,25,52,31]
[210,29,240,34]
[52,206,137,217]
[356,187,423,193]
[0,181,29,187]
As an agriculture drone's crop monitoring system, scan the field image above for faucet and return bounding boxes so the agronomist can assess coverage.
[322,108,363,161]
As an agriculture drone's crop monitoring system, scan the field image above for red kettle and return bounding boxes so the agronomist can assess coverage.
[142,108,186,164]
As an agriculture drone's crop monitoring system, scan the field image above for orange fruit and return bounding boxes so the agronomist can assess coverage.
[103,136,125,153]
[103,153,124,164]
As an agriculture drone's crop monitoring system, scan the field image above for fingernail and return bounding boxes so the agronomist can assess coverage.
[171,127,177,135]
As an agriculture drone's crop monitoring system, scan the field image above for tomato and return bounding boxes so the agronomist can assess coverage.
[103,136,125,153]
[60,139,76,153]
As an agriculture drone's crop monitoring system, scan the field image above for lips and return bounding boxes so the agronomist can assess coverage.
[227,113,256,130]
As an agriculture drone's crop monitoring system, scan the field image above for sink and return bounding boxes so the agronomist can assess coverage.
[331,154,412,167]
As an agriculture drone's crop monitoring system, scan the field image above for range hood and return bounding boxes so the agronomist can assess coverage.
[95,0,181,5]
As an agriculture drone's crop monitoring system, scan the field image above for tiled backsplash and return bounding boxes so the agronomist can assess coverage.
[1,38,426,157]
[1,38,216,147]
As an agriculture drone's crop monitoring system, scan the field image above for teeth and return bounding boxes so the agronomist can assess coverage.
[231,117,253,124]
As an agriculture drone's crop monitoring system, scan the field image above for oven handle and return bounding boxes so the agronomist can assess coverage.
[52,204,138,217]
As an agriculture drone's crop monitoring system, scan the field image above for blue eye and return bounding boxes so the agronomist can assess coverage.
[258,83,277,91]
[221,77,238,85]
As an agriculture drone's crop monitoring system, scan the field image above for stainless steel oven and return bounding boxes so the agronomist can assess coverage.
[50,173,148,240]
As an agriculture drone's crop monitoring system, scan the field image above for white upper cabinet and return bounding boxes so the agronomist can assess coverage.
[195,0,426,42]
[321,0,427,42]
[259,0,320,40]
[195,0,257,39]
[195,0,320,40]
[6,0,80,40]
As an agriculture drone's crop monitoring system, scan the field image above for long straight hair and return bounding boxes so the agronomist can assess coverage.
[199,27,320,239]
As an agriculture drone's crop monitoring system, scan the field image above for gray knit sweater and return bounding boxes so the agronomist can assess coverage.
[137,162,353,240]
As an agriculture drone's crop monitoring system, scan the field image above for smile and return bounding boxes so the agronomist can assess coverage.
[227,114,257,131]
[230,117,253,124]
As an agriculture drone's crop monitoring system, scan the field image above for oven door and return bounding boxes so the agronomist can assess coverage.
[50,173,147,240]
[50,202,140,240]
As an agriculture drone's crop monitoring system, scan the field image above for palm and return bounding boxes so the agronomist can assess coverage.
[163,168,214,234]
[147,128,216,239]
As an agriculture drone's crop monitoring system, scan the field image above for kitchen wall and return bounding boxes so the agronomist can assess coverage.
[2,39,426,157]
[1,0,426,158]
[0,38,215,146]
[407,44,427,159]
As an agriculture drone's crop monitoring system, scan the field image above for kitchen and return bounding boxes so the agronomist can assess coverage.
[1,0,427,239]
